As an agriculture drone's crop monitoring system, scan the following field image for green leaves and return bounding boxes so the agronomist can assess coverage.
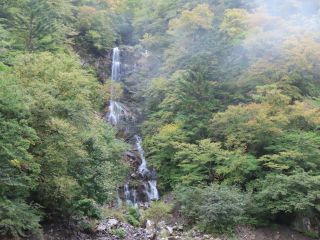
[253,172,320,216]
[175,184,249,233]
[0,52,128,237]
[3,0,73,51]
[0,199,42,238]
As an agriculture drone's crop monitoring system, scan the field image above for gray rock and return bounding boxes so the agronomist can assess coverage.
[107,218,119,229]
[96,222,107,232]
[158,221,166,229]
[145,220,156,239]
[166,226,173,235]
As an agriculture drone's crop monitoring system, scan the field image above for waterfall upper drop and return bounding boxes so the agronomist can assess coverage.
[111,47,120,82]
[108,47,133,126]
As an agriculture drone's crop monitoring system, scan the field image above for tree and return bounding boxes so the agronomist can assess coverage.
[13,52,128,219]
[175,184,249,233]
[3,0,73,51]
[0,70,41,237]
[252,172,320,221]
[75,5,116,54]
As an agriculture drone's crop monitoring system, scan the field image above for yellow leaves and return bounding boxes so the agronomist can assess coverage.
[106,0,123,10]
[53,176,80,200]
[140,33,161,48]
[79,6,97,15]
[10,159,22,169]
[220,8,249,39]
[290,101,320,126]
[260,151,303,171]
[168,4,214,36]
[282,36,320,72]
[149,77,168,91]
[253,85,291,107]
[159,123,181,137]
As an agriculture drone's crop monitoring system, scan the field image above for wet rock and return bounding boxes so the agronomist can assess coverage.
[158,221,166,229]
[166,226,173,235]
[131,172,138,178]
[145,220,157,239]
[96,222,107,232]
[173,225,183,231]
[107,218,119,229]
[126,151,136,160]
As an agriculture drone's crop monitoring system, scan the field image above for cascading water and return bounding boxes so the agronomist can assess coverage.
[135,135,149,175]
[108,47,133,125]
[124,183,131,204]
[111,47,120,82]
[108,47,159,206]
[144,180,159,201]
[135,135,159,201]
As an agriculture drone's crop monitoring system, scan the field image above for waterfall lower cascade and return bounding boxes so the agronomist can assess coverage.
[135,135,159,201]
[107,47,159,207]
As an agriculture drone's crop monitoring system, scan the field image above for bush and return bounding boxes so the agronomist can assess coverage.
[0,199,42,238]
[73,199,101,219]
[103,207,127,222]
[198,185,249,232]
[174,185,205,224]
[175,184,249,233]
[110,228,126,239]
[78,218,98,233]
[126,207,140,227]
[142,201,173,224]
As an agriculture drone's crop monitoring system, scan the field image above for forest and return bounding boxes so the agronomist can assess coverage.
[0,0,319,239]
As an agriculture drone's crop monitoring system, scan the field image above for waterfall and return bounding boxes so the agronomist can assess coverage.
[132,189,138,207]
[108,47,159,206]
[145,180,159,201]
[124,183,131,205]
[135,135,149,176]
[135,135,159,201]
[108,47,133,125]
[111,47,120,82]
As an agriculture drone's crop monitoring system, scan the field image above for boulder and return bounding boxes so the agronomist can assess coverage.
[107,218,119,229]
[145,220,156,239]
[166,226,173,235]
[96,222,107,232]
[292,215,319,237]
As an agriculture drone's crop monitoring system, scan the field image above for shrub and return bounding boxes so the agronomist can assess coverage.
[73,199,102,219]
[142,201,173,224]
[174,185,204,224]
[78,218,98,233]
[198,184,249,232]
[126,207,140,227]
[103,207,127,222]
[110,228,126,239]
[175,184,249,233]
[0,199,42,238]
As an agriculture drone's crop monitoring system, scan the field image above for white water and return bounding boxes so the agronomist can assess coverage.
[145,180,159,201]
[132,189,138,207]
[124,183,131,204]
[135,135,149,176]
[108,47,133,125]
[108,100,132,125]
[135,135,159,201]
[111,47,120,82]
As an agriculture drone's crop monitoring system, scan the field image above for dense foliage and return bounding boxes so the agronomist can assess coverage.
[121,0,320,235]
[0,0,129,238]
[1,0,320,238]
